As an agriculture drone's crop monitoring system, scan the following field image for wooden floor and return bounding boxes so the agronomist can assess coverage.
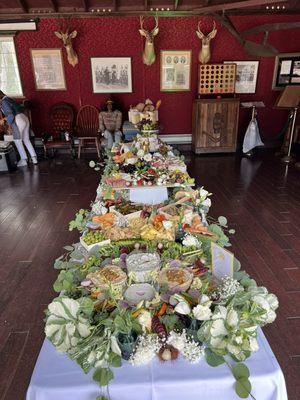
[0,151,300,400]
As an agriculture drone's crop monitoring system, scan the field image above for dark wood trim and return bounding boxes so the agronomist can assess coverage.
[81,0,87,12]
[49,0,58,12]
[17,0,28,13]
[242,21,300,36]
[193,0,287,13]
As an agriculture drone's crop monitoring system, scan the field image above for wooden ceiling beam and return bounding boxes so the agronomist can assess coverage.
[194,0,287,13]
[17,0,28,13]
[81,0,87,12]
[242,21,300,36]
[49,0,58,12]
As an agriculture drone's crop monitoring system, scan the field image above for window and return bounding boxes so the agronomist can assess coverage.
[0,36,23,97]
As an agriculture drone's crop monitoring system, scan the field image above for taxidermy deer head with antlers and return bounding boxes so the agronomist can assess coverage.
[55,20,78,67]
[196,21,217,64]
[139,16,159,66]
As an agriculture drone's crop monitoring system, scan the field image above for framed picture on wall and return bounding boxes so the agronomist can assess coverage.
[90,57,132,93]
[224,61,259,94]
[30,48,66,90]
[272,53,300,90]
[160,50,191,92]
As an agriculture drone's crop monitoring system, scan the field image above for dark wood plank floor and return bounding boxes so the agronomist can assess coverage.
[0,151,300,400]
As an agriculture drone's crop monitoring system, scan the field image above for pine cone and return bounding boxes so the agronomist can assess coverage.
[152,316,167,338]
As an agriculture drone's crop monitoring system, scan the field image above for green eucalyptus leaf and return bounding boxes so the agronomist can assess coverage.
[204,348,225,367]
[109,353,122,368]
[93,367,114,387]
[64,245,74,251]
[232,363,250,380]
[218,216,228,227]
[233,258,241,272]
[235,377,252,398]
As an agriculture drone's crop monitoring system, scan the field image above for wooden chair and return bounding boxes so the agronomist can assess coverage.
[43,102,75,158]
[76,105,101,159]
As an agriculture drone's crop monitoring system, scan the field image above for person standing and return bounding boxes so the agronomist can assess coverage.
[0,90,38,166]
[99,99,122,149]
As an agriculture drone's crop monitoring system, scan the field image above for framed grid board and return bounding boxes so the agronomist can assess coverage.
[198,63,236,95]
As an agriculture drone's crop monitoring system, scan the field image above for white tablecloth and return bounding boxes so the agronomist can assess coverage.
[26,328,287,400]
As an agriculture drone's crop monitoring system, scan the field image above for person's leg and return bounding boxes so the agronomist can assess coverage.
[103,130,114,149]
[14,139,28,166]
[114,130,123,145]
[15,114,38,164]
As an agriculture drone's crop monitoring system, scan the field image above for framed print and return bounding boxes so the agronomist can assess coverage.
[160,50,191,92]
[272,53,300,90]
[90,57,132,93]
[224,60,259,94]
[30,48,66,91]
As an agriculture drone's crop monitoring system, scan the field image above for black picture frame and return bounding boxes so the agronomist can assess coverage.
[272,53,300,90]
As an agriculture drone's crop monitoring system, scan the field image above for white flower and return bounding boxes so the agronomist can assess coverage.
[174,301,191,315]
[266,309,277,324]
[167,331,186,351]
[130,335,161,366]
[138,310,152,332]
[137,149,145,157]
[202,198,211,208]
[226,309,239,328]
[266,294,279,310]
[199,188,209,198]
[143,153,152,162]
[199,294,212,307]
[125,157,137,165]
[212,306,227,321]
[182,234,201,248]
[210,337,227,349]
[193,304,212,321]
[182,210,194,225]
[249,337,259,352]
[211,319,228,337]
[253,295,270,312]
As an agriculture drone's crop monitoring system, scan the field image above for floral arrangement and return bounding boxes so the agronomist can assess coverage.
[47,137,279,400]
[91,134,194,188]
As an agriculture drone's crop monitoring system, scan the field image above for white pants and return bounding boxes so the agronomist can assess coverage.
[103,129,122,149]
[14,113,37,160]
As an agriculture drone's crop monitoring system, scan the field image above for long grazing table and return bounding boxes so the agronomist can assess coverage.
[26,328,287,400]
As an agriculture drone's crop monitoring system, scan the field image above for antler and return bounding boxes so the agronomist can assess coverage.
[207,21,217,40]
[140,16,146,32]
[197,21,205,39]
[151,16,158,33]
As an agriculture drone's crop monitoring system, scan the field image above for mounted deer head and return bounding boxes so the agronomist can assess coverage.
[55,20,78,67]
[139,16,159,66]
[196,21,217,64]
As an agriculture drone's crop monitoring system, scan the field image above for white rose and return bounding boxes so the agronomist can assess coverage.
[193,304,212,321]
[266,309,277,324]
[210,319,228,337]
[266,294,279,310]
[212,306,227,321]
[227,343,241,357]
[138,311,152,332]
[253,295,270,312]
[174,301,191,315]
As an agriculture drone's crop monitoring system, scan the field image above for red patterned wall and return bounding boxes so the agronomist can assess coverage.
[14,14,300,139]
